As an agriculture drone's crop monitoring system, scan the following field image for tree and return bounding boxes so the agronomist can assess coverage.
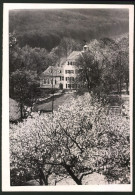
[9,33,22,73]
[9,33,52,76]
[76,36,129,96]
[10,70,39,120]
[99,36,129,95]
[59,37,82,58]
[111,49,129,95]
[76,51,103,97]
[10,93,130,185]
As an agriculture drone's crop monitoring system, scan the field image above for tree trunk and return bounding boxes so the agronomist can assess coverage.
[119,79,122,96]
[39,167,48,185]
[126,82,129,95]
[39,177,43,185]
[63,164,82,185]
[117,82,119,94]
[20,102,23,121]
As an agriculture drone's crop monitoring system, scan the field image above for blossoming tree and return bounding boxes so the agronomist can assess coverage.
[10,93,130,185]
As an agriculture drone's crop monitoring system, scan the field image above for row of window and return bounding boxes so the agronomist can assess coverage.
[43,79,57,85]
[65,69,80,74]
[43,76,76,84]
[60,76,64,81]
[65,70,74,74]
[67,61,76,65]
[49,70,62,74]
[47,69,79,75]
[66,84,81,89]
[65,77,75,81]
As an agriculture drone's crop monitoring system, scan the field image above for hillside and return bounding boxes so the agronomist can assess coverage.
[9,9,129,51]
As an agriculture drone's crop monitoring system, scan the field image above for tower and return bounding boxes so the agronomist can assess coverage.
[83,44,89,52]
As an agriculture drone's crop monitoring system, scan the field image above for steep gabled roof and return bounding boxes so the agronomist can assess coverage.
[56,57,67,67]
[67,51,81,60]
[41,66,64,77]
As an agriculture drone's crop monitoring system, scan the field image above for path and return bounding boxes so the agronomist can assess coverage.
[34,92,75,112]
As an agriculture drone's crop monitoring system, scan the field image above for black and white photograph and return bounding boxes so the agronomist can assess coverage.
[2,3,134,191]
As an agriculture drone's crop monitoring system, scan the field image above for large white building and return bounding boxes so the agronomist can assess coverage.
[40,45,89,89]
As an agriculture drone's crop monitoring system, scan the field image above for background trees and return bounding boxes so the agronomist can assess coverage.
[76,35,129,97]
[9,9,129,51]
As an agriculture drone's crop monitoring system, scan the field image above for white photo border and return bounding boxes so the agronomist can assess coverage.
[2,3,134,192]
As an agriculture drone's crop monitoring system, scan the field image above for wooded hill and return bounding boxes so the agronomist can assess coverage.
[9,9,129,51]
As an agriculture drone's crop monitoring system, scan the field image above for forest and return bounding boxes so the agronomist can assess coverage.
[9,9,129,50]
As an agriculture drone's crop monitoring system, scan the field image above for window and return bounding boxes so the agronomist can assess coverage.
[65,70,74,74]
[55,80,57,84]
[60,76,64,81]
[68,84,71,88]
[70,70,74,74]
[71,84,75,88]
[71,77,74,82]
[66,77,75,82]
[75,69,78,74]
[66,84,67,88]
[70,62,72,65]
[44,79,46,84]
[66,77,70,81]
[58,70,61,73]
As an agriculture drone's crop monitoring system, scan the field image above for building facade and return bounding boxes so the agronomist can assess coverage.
[40,45,89,89]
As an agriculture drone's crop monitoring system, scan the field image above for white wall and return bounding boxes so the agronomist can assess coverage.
[63,62,77,89]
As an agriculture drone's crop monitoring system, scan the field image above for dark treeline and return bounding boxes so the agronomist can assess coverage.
[9,9,129,51]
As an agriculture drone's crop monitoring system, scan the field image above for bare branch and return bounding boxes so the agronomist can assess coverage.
[58,122,84,153]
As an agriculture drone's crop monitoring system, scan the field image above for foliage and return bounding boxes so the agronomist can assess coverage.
[10,93,130,185]
[9,98,21,122]
[76,35,129,96]
[9,43,52,75]
[10,70,39,119]
[76,51,104,97]
[9,9,129,50]
[10,167,33,186]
